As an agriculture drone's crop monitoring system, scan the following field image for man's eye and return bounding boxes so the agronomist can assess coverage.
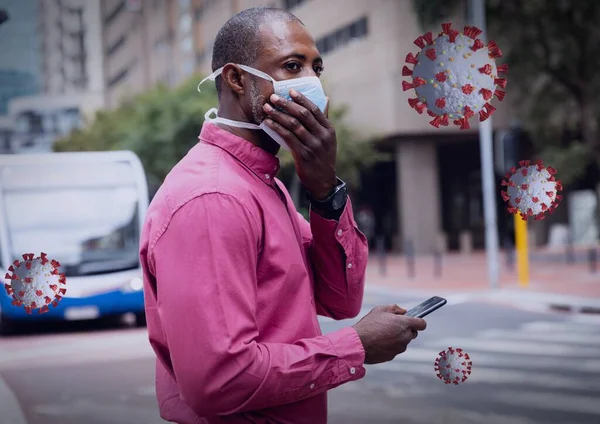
[314,65,324,74]
[285,63,301,71]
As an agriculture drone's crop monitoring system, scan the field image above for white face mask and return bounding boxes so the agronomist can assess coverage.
[197,64,328,152]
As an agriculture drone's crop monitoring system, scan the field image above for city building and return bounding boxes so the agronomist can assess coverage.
[0,0,41,114]
[38,0,105,98]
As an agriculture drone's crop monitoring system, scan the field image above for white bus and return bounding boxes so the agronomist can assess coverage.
[0,151,149,334]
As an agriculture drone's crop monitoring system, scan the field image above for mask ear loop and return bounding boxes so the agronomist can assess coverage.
[197,67,224,92]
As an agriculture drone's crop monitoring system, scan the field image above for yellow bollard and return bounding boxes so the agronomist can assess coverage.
[514,214,530,287]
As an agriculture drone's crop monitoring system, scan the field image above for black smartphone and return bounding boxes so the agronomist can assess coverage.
[405,296,447,318]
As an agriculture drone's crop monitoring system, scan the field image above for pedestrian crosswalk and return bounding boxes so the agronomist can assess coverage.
[341,315,600,421]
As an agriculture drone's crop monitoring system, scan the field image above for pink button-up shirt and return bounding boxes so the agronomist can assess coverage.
[140,122,368,423]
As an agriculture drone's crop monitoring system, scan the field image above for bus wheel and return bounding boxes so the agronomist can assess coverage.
[135,312,146,327]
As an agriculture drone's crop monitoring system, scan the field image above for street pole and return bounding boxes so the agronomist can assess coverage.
[514,214,529,287]
[469,0,500,288]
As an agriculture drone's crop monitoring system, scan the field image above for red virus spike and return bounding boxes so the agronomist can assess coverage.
[479,64,492,75]
[494,78,507,88]
[535,159,544,170]
[435,98,446,109]
[435,72,447,82]
[18,290,25,297]
[428,110,437,117]
[39,305,50,314]
[463,106,475,119]
[480,88,493,100]
[555,181,563,191]
[519,160,531,167]
[413,77,427,87]
[24,277,32,284]
[402,81,414,91]
[405,52,418,64]
[497,63,509,74]
[479,103,496,121]
[463,26,482,39]
[12,299,23,307]
[507,207,518,214]
[423,32,434,45]
[454,117,470,130]
[35,289,43,296]
[501,179,509,186]
[541,203,549,210]
[44,296,53,304]
[494,89,506,101]
[546,166,557,175]
[471,39,484,51]
[408,98,420,108]
[23,253,34,261]
[13,260,21,267]
[30,301,37,309]
[532,197,539,203]
[59,288,67,295]
[521,184,528,190]
[414,35,426,49]
[448,29,459,42]
[546,191,554,198]
[487,40,503,58]
[24,306,32,314]
[402,65,413,76]
[535,213,546,221]
[430,115,445,128]
[462,84,475,95]
[425,48,437,60]
[515,197,521,204]
[5,284,13,295]
[501,191,510,201]
[441,22,452,34]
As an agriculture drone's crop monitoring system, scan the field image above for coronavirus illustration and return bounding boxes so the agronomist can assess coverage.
[501,160,563,221]
[435,347,472,385]
[402,22,507,129]
[4,252,67,314]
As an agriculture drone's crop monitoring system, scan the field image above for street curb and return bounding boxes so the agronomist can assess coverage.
[0,375,28,424]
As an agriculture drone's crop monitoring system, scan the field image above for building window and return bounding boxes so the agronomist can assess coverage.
[284,0,307,9]
[104,0,126,26]
[316,16,368,55]
[181,36,193,53]
[180,13,192,33]
[108,67,129,88]
[107,35,126,56]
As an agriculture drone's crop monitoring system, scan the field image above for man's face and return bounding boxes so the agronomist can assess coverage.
[246,20,324,125]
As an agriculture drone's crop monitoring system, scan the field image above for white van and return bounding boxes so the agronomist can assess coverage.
[0,151,149,333]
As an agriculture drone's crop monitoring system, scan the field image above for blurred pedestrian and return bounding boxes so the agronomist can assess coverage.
[140,7,426,424]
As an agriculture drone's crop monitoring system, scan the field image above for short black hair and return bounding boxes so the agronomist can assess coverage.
[211,7,303,98]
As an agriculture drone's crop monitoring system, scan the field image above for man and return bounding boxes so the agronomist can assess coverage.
[140,7,427,424]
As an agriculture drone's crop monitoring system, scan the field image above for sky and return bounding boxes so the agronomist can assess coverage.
[0,0,41,81]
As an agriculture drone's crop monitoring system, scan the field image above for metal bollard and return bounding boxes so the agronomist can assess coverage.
[376,235,386,277]
[433,248,442,278]
[405,239,415,278]
[589,248,597,273]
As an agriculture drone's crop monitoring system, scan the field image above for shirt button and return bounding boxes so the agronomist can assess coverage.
[347,263,353,269]
[350,367,356,375]
[309,383,315,389]
[265,174,270,180]
[337,229,343,236]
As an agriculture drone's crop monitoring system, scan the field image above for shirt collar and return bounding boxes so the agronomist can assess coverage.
[199,122,280,184]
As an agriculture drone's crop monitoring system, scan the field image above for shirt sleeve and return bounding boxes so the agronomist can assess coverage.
[149,193,366,417]
[304,198,369,320]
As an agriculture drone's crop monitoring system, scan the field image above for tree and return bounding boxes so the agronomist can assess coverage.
[414,0,600,188]
[54,76,218,191]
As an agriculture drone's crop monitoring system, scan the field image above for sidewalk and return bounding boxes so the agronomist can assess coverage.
[365,250,600,312]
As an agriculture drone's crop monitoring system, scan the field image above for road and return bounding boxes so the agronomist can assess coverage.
[1,288,600,424]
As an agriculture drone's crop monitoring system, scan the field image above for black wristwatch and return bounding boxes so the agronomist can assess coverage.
[307,177,348,220]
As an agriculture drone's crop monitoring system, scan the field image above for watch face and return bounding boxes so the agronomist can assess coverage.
[332,187,347,210]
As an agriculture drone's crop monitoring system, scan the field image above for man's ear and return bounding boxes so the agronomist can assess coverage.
[221,64,245,96]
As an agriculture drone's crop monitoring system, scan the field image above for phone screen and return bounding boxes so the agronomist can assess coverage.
[405,296,447,318]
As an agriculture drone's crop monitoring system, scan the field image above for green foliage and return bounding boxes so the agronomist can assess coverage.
[54,76,218,188]
[278,104,390,191]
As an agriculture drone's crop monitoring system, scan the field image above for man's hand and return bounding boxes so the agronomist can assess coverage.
[351,304,427,365]
[263,90,337,200]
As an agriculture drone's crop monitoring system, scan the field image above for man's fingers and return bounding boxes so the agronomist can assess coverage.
[409,317,427,331]
[288,90,331,129]
[263,118,303,152]
[267,93,323,136]
[378,304,406,314]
